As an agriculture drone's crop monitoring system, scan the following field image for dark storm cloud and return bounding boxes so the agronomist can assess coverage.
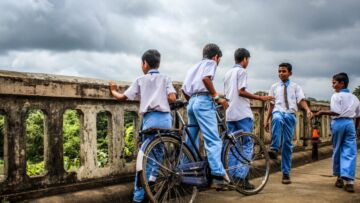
[0,0,159,53]
[0,0,359,100]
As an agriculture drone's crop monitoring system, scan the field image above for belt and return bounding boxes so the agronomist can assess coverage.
[145,108,161,114]
[333,117,353,120]
[191,92,210,97]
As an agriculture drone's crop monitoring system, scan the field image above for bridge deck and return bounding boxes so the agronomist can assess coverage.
[198,150,360,203]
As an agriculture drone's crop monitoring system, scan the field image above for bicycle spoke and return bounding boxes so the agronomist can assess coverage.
[141,135,197,203]
[224,133,269,195]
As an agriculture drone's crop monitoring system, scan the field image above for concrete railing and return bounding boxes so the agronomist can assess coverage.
[0,70,332,200]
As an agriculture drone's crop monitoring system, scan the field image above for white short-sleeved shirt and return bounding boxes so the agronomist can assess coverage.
[182,59,217,96]
[330,90,360,119]
[268,81,305,113]
[224,64,253,121]
[124,69,176,114]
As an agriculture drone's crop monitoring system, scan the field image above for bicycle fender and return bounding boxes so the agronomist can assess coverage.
[135,134,183,172]
[135,135,156,172]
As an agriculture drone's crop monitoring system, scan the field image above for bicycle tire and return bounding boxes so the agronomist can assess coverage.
[223,132,270,195]
[140,134,198,203]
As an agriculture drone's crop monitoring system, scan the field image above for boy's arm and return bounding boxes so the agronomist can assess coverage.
[202,76,228,109]
[239,88,274,101]
[264,103,274,133]
[109,81,128,101]
[314,110,339,117]
[299,99,313,119]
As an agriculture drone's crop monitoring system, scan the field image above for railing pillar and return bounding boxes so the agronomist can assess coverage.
[5,105,27,187]
[45,105,65,180]
[77,107,97,180]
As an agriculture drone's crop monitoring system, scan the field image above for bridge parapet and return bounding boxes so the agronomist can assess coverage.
[0,70,330,199]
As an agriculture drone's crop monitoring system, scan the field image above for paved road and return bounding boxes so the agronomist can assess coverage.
[196,151,360,203]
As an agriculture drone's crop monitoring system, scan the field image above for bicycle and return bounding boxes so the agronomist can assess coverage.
[136,100,270,203]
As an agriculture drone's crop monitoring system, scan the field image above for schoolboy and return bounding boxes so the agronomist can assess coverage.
[182,43,230,189]
[264,63,313,184]
[109,49,177,203]
[315,72,360,193]
[224,48,274,189]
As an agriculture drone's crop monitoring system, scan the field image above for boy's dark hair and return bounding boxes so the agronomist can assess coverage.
[203,43,222,59]
[234,48,250,63]
[142,49,161,69]
[279,63,292,72]
[333,72,349,88]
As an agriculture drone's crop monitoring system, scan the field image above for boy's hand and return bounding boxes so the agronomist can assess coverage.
[217,98,229,110]
[260,96,275,102]
[306,109,313,119]
[264,121,270,133]
[109,81,118,91]
[313,111,322,117]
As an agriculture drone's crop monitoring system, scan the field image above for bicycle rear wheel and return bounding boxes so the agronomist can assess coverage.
[223,132,270,195]
[140,135,198,203]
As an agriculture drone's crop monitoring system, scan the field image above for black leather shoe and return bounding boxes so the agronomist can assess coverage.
[344,184,355,193]
[210,175,231,191]
[335,177,344,188]
[234,177,255,190]
[268,149,278,160]
[282,174,291,184]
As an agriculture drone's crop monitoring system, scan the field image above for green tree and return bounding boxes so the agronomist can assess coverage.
[96,112,109,167]
[354,86,360,100]
[25,110,46,176]
[124,112,136,161]
[26,110,44,163]
[63,110,81,171]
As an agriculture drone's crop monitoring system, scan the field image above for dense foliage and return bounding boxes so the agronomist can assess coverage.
[0,110,136,176]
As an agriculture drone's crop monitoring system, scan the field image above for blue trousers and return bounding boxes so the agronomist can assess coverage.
[186,95,226,176]
[270,111,296,175]
[227,118,254,179]
[133,112,172,202]
[331,118,357,181]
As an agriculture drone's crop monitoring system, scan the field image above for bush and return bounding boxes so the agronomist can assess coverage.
[27,161,45,176]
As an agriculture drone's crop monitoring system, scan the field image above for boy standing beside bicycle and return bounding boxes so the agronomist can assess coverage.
[314,72,360,193]
[264,63,313,184]
[109,49,177,203]
[182,43,231,190]
[223,48,274,189]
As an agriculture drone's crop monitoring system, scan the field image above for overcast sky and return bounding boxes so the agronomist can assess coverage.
[0,0,359,100]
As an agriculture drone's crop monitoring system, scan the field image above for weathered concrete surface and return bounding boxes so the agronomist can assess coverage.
[197,150,360,203]
[19,143,340,203]
[0,69,339,200]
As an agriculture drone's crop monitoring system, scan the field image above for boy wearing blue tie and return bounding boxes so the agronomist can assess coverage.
[182,43,230,190]
[315,72,360,193]
[109,49,177,203]
[264,63,312,184]
[224,48,274,189]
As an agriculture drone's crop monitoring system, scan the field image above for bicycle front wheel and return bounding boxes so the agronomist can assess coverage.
[223,132,270,195]
[140,135,198,203]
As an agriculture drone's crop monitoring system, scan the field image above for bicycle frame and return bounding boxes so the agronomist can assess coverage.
[174,104,227,162]
[173,104,251,169]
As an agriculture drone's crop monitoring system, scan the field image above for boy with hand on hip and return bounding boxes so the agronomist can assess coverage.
[264,63,312,184]
[315,72,360,193]
[109,49,177,203]
[223,48,274,189]
[182,43,230,190]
